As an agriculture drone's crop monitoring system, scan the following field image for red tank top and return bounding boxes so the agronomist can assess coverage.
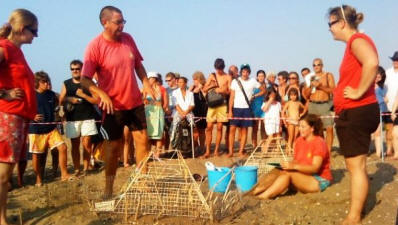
[0,39,37,120]
[333,33,378,115]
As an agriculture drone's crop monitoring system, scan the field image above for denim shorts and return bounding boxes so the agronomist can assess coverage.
[230,108,253,127]
[313,175,331,192]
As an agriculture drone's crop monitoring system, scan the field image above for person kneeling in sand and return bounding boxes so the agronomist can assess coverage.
[253,114,332,199]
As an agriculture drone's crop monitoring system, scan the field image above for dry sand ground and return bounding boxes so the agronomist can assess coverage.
[6,127,398,225]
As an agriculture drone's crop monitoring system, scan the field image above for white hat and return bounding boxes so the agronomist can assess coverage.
[147,71,158,79]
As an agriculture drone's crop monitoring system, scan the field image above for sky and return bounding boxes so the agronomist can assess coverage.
[1,1,398,92]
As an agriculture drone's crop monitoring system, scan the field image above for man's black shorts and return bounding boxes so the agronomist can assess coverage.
[100,105,147,140]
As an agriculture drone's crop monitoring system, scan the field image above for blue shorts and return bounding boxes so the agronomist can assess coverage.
[230,108,253,127]
[313,175,331,192]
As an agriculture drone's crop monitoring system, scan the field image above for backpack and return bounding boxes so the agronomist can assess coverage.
[171,118,192,156]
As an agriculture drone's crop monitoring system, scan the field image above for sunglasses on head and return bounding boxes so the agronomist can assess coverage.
[328,5,347,28]
[25,26,38,37]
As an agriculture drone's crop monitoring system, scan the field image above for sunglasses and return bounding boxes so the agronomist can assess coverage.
[70,68,81,71]
[25,26,38,37]
[313,64,323,67]
[328,20,340,28]
[165,79,173,82]
[39,80,49,84]
[111,19,126,25]
[289,77,298,80]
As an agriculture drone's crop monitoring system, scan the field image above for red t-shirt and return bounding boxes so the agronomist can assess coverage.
[294,136,332,181]
[0,39,37,120]
[82,32,144,111]
[333,33,378,114]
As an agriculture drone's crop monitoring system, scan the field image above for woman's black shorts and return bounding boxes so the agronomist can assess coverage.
[335,103,379,158]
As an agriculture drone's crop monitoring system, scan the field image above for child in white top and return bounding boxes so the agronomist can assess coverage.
[262,88,282,153]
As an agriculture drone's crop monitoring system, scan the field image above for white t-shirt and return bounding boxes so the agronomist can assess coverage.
[385,67,398,111]
[230,78,260,108]
[172,88,194,115]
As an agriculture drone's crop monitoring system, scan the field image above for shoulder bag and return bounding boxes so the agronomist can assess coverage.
[206,73,225,108]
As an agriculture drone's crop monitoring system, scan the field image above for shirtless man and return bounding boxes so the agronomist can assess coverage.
[202,58,232,157]
[228,65,239,79]
[224,65,239,150]
[303,58,335,152]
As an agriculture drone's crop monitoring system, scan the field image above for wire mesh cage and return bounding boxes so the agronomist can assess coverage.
[245,137,293,175]
[87,151,213,223]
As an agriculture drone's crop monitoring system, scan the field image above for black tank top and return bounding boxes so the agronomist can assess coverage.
[64,78,97,121]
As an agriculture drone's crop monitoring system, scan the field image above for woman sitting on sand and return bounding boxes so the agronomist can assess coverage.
[254,114,332,199]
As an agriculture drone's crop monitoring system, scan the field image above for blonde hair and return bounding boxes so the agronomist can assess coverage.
[192,71,206,85]
[266,71,276,78]
[0,9,38,39]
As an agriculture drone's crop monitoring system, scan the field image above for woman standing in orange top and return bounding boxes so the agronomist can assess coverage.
[328,5,379,225]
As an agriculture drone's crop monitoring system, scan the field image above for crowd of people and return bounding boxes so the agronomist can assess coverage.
[0,4,396,225]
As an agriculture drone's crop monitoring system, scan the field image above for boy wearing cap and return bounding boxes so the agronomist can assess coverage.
[385,51,398,158]
[228,64,262,157]
[202,58,231,158]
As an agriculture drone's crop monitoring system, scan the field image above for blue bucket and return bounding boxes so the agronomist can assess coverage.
[207,167,232,193]
[235,166,258,192]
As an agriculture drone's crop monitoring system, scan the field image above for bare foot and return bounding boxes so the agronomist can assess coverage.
[256,191,270,200]
[17,178,24,188]
[214,151,220,157]
[226,152,234,158]
[238,152,247,158]
[342,217,362,225]
[61,174,76,182]
[201,152,210,159]
[74,170,82,177]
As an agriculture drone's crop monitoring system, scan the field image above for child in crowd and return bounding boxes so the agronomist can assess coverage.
[374,66,388,158]
[282,88,306,150]
[262,87,282,152]
[29,71,72,186]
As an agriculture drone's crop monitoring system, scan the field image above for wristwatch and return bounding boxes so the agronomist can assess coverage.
[0,89,6,99]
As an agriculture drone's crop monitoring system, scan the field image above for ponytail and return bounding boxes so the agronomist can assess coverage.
[0,23,12,39]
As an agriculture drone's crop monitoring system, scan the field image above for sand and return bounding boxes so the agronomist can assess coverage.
[6,128,398,225]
